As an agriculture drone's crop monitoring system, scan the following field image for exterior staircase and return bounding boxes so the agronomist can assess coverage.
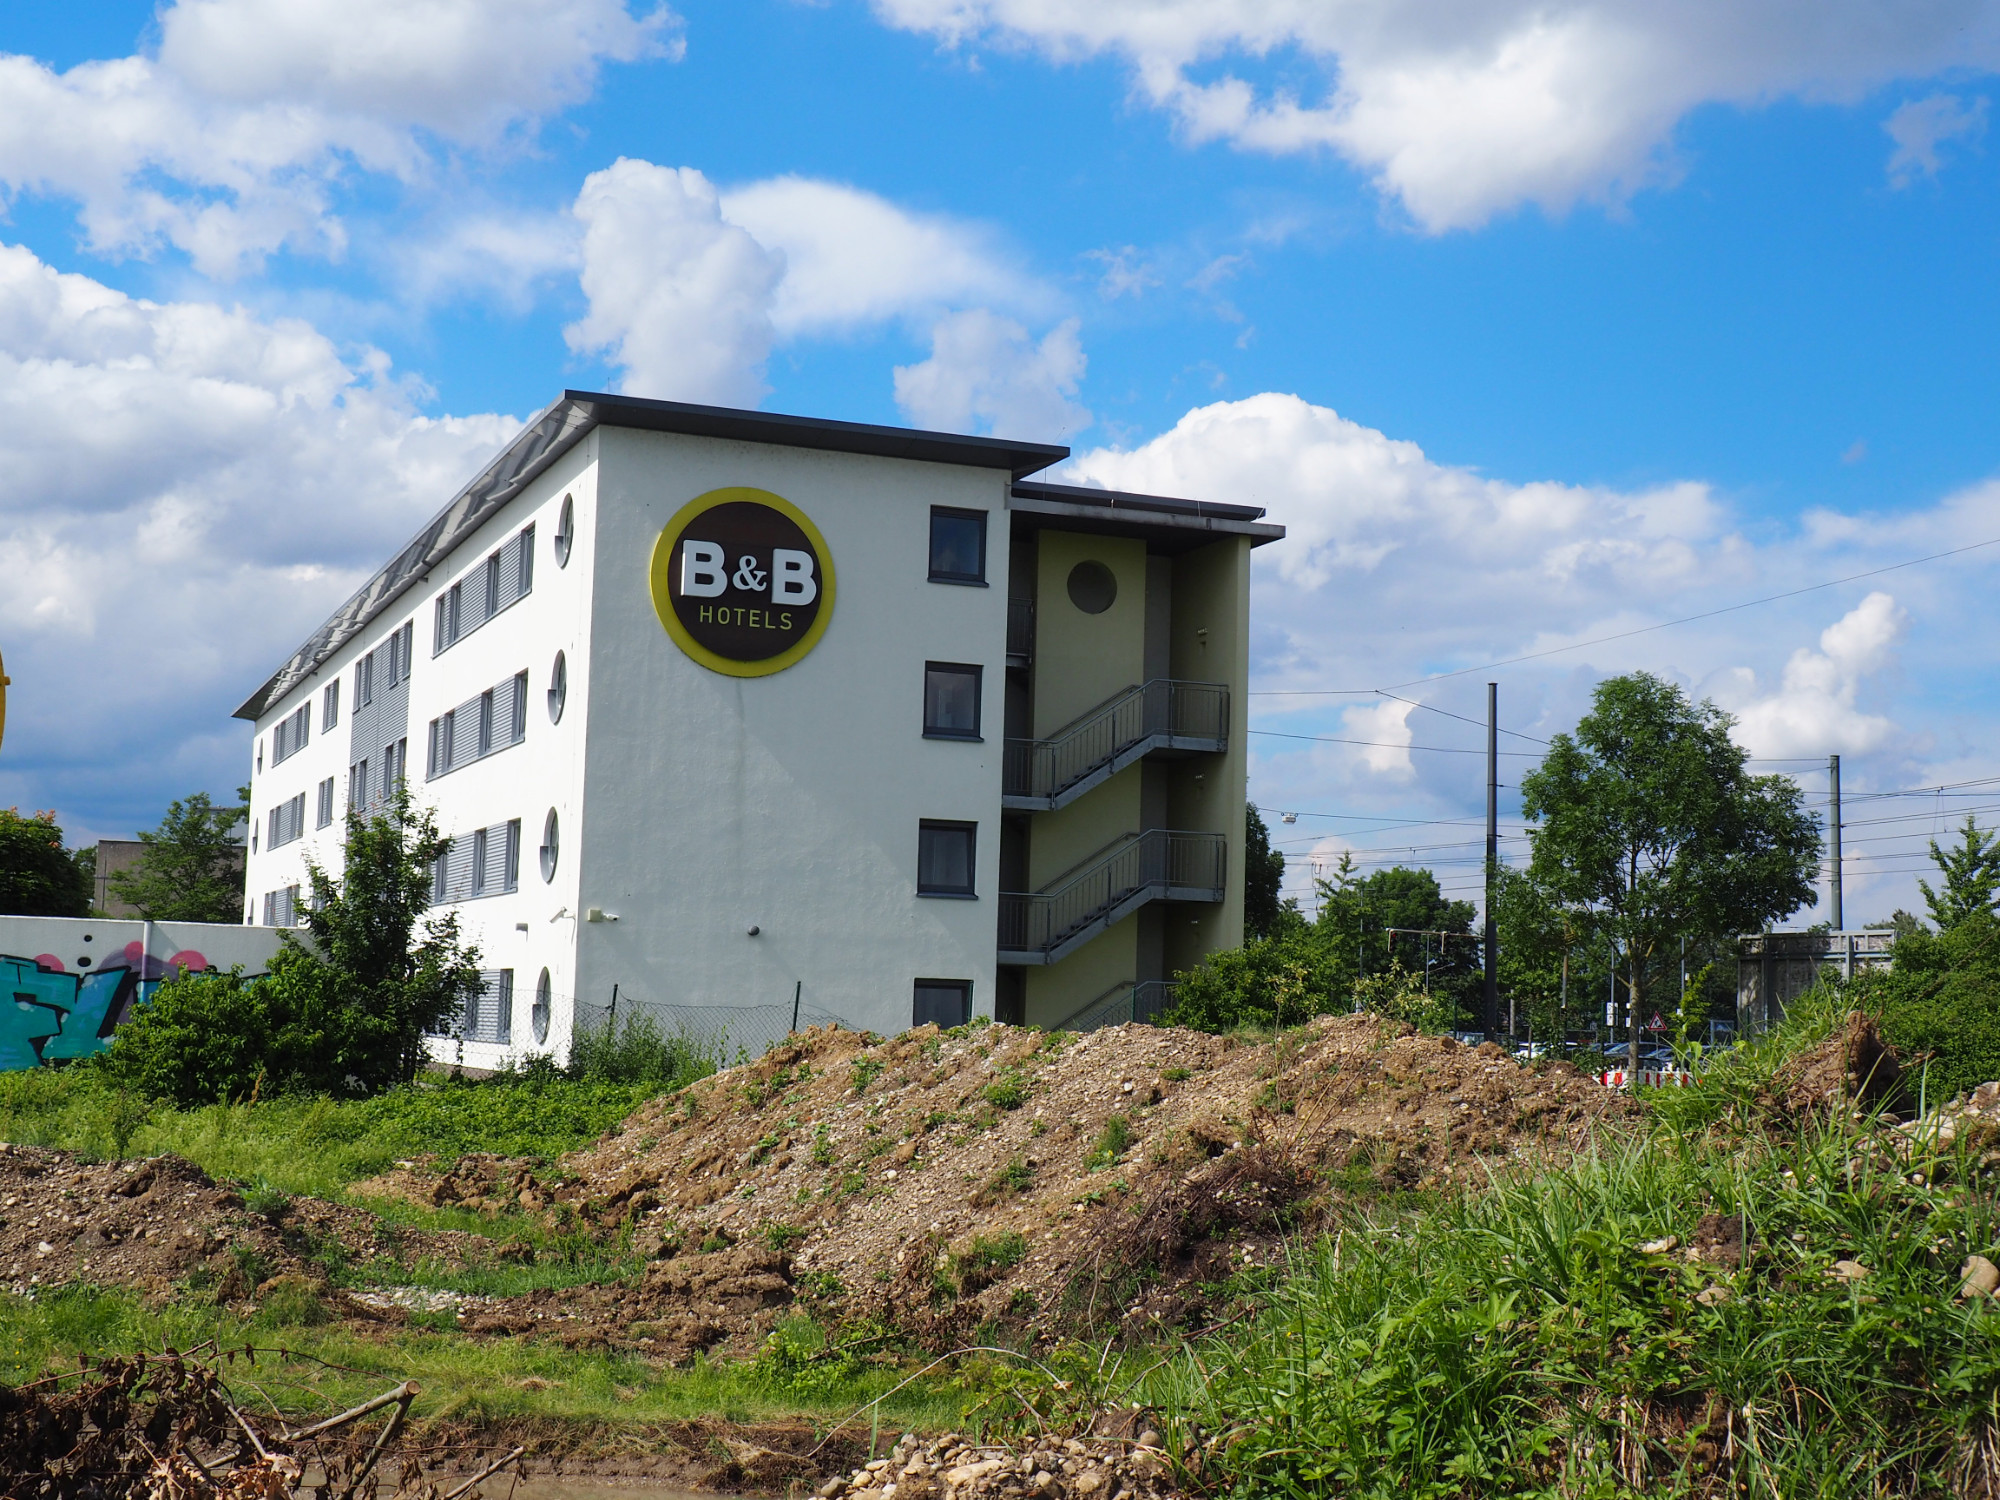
[1003,679,1228,811]
[1049,978,1180,1033]
[997,829,1225,965]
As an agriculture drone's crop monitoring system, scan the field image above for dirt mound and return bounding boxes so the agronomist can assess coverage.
[384,1014,1629,1355]
[1770,1011,1909,1119]
[0,1144,480,1312]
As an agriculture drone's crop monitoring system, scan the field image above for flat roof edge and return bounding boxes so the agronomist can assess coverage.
[234,393,1071,722]
[571,391,1069,479]
[1008,490,1285,546]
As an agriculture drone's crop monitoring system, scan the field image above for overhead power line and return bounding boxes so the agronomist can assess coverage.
[1246,531,2000,695]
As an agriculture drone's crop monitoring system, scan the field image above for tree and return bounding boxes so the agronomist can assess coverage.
[1244,802,1287,941]
[107,788,248,922]
[1918,816,2000,931]
[1519,673,1821,1081]
[0,808,92,916]
[1317,862,1480,1024]
[101,787,480,1102]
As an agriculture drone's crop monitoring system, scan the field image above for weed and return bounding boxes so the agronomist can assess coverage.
[850,1058,884,1094]
[1028,1118,1047,1137]
[983,1076,1027,1111]
[1162,1067,1192,1083]
[811,1124,834,1166]
[1085,1113,1133,1171]
[253,1278,330,1328]
[763,1222,807,1253]
[951,1232,1027,1294]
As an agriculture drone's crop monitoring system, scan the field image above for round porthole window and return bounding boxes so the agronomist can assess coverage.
[554,494,575,568]
[548,650,567,723]
[533,968,552,1045]
[539,808,560,882]
[1067,560,1117,615]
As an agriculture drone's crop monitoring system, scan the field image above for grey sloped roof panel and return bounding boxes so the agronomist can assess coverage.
[233,391,1071,723]
[232,396,593,721]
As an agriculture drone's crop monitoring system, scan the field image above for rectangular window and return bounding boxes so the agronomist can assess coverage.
[261,885,300,928]
[928,507,987,584]
[315,777,335,829]
[349,760,368,811]
[357,651,374,708]
[917,819,977,896]
[434,524,536,656]
[322,679,339,731]
[426,671,528,780]
[503,819,521,891]
[923,663,983,739]
[471,827,489,896]
[267,793,307,849]
[431,850,448,905]
[457,969,514,1044]
[270,701,310,765]
[913,979,971,1029]
[385,737,407,789]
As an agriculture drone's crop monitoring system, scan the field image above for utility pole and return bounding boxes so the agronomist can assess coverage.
[1484,681,1499,1041]
[1828,753,1843,931]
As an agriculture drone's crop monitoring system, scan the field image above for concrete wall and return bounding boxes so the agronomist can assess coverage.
[573,427,1012,1039]
[0,916,283,1069]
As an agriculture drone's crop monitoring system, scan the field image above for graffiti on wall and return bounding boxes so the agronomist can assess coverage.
[1,947,250,1070]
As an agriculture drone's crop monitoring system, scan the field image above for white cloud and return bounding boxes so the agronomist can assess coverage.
[893,310,1091,438]
[720,176,1045,338]
[0,241,515,839]
[871,0,2000,229]
[1343,698,1416,779]
[0,0,671,275]
[565,159,785,406]
[1723,593,1908,758]
[1885,93,1988,186]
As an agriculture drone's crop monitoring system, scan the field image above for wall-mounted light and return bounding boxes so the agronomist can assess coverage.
[585,907,619,923]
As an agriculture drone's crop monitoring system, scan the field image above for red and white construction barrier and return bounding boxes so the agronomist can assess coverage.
[1599,1068,1696,1089]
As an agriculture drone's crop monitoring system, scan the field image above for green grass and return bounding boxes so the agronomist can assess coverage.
[0,1284,965,1432]
[0,1067,670,1198]
[1133,994,2000,1499]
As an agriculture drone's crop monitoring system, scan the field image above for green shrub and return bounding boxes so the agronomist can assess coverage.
[1085,1114,1133,1171]
[1162,928,1343,1033]
[564,1010,716,1089]
[1850,917,2000,1102]
[983,1075,1026,1110]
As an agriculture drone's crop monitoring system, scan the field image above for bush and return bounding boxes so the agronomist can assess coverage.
[564,1010,716,1088]
[96,790,480,1105]
[1851,916,2000,1102]
[1163,928,1343,1033]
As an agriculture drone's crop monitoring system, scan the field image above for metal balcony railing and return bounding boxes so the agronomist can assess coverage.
[1006,597,1035,663]
[1003,679,1229,811]
[1050,978,1180,1034]
[997,828,1225,965]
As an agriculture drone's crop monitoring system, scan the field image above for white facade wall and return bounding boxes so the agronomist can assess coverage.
[244,437,598,1069]
[574,428,1009,1039]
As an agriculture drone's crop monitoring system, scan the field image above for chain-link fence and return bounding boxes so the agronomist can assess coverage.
[571,988,862,1067]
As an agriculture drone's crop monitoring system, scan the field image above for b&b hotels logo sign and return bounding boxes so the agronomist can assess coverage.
[649,487,836,677]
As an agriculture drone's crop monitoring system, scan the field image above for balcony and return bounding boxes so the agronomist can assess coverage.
[1003,679,1228,812]
[997,828,1225,965]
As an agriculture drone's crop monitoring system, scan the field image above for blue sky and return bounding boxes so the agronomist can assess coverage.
[3,0,1998,923]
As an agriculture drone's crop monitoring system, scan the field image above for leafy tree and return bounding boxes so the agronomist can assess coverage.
[1917,816,2000,931]
[101,787,480,1103]
[0,808,92,916]
[1519,672,1821,1080]
[1491,864,1591,1044]
[1244,802,1287,941]
[106,788,248,922]
[1317,862,1479,1025]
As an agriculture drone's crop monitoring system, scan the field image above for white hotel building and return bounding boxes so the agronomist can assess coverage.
[237,393,1283,1065]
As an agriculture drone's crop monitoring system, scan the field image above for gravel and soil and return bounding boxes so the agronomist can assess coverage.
[357,1014,1634,1357]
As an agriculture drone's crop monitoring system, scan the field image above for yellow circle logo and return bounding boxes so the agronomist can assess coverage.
[649,488,836,677]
